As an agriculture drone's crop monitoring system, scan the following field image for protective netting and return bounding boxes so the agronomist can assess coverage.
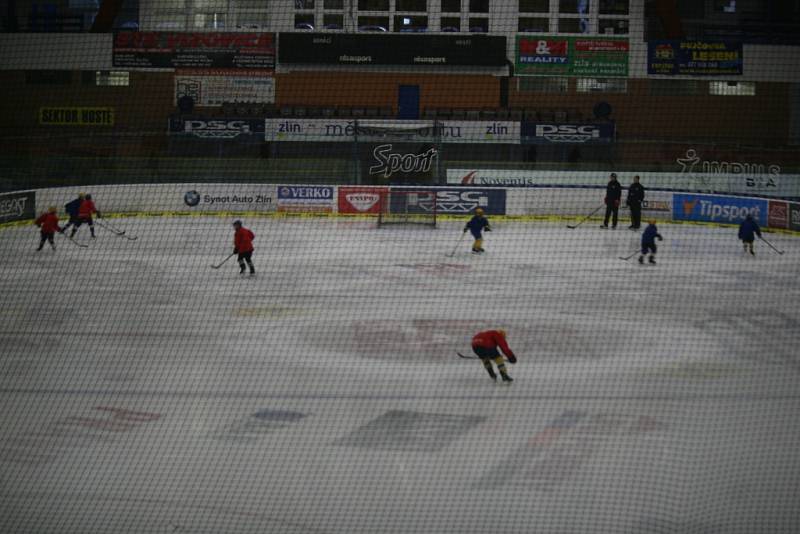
[2,2,800,533]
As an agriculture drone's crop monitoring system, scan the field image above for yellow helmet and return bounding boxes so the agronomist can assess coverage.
[48,206,57,213]
[475,208,484,216]
[497,329,507,338]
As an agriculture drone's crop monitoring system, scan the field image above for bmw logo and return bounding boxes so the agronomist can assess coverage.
[184,190,200,207]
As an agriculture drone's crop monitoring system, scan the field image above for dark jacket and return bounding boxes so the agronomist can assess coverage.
[65,198,82,218]
[627,182,645,205]
[605,179,622,205]
[464,215,491,237]
[738,218,761,241]
[642,224,662,245]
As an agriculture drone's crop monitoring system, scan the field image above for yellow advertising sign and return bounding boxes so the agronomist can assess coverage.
[39,107,115,126]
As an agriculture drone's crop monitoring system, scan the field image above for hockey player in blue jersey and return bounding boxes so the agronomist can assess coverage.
[464,208,491,254]
[60,192,84,234]
[639,219,663,264]
[738,214,762,255]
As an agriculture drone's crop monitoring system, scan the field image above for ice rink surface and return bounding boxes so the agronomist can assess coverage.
[1,216,799,533]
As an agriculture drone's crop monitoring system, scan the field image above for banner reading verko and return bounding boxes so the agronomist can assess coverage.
[673,193,767,226]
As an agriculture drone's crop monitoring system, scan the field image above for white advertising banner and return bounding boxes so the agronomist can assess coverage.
[448,169,800,198]
[36,184,278,215]
[175,69,274,107]
[265,119,520,144]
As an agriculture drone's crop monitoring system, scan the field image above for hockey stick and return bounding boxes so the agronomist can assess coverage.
[759,236,785,255]
[567,205,604,229]
[456,351,480,360]
[447,232,467,257]
[619,250,640,261]
[96,218,138,240]
[59,231,88,248]
[211,253,236,269]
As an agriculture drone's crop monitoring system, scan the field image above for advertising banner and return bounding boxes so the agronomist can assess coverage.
[366,143,439,182]
[672,193,767,225]
[338,187,388,215]
[264,119,520,144]
[39,107,114,126]
[428,188,506,215]
[276,186,334,213]
[767,200,789,229]
[521,122,614,144]
[175,69,274,106]
[790,202,800,232]
[648,40,742,76]
[113,32,275,69]
[515,36,628,77]
[0,191,36,223]
[278,33,506,66]
[168,117,265,139]
[181,186,276,212]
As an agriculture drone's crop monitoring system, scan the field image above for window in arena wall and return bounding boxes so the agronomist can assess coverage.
[518,76,569,93]
[559,0,590,14]
[295,0,316,8]
[576,77,627,93]
[469,17,488,31]
[558,16,590,33]
[323,14,344,29]
[359,0,390,10]
[469,0,489,13]
[324,0,344,8]
[709,81,756,96]
[26,71,72,85]
[519,17,549,32]
[599,0,628,15]
[519,0,548,12]
[194,12,227,28]
[295,13,315,28]
[441,16,461,30]
[397,0,427,10]
[441,0,461,12]
[358,15,390,30]
[395,15,428,31]
[649,79,706,96]
[598,17,627,34]
[91,71,130,87]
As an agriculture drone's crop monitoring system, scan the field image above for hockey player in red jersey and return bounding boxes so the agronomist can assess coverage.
[71,193,101,239]
[471,329,517,382]
[233,220,256,275]
[34,206,63,251]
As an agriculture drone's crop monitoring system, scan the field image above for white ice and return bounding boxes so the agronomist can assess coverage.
[1,217,799,533]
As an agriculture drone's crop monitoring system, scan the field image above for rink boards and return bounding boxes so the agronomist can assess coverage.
[2,183,800,232]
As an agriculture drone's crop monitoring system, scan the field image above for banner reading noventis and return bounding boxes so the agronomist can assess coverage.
[515,36,628,77]
[264,119,520,144]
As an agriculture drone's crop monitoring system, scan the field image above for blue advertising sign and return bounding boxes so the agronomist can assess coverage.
[521,122,615,144]
[673,193,767,225]
[648,40,743,76]
[431,188,506,215]
[277,185,334,213]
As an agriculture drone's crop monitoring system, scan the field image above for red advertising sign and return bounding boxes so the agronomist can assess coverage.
[338,187,388,215]
[113,31,275,70]
[768,200,789,229]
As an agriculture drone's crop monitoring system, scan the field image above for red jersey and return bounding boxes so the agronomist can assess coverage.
[234,227,255,253]
[35,212,61,234]
[472,330,516,360]
[78,199,97,219]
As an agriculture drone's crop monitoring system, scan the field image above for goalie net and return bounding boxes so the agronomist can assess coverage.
[377,190,437,228]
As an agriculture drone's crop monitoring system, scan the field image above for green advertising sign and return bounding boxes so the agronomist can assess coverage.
[515,35,629,77]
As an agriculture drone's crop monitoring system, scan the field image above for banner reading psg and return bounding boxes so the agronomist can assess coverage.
[515,36,628,77]
[648,40,742,76]
[113,32,275,69]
